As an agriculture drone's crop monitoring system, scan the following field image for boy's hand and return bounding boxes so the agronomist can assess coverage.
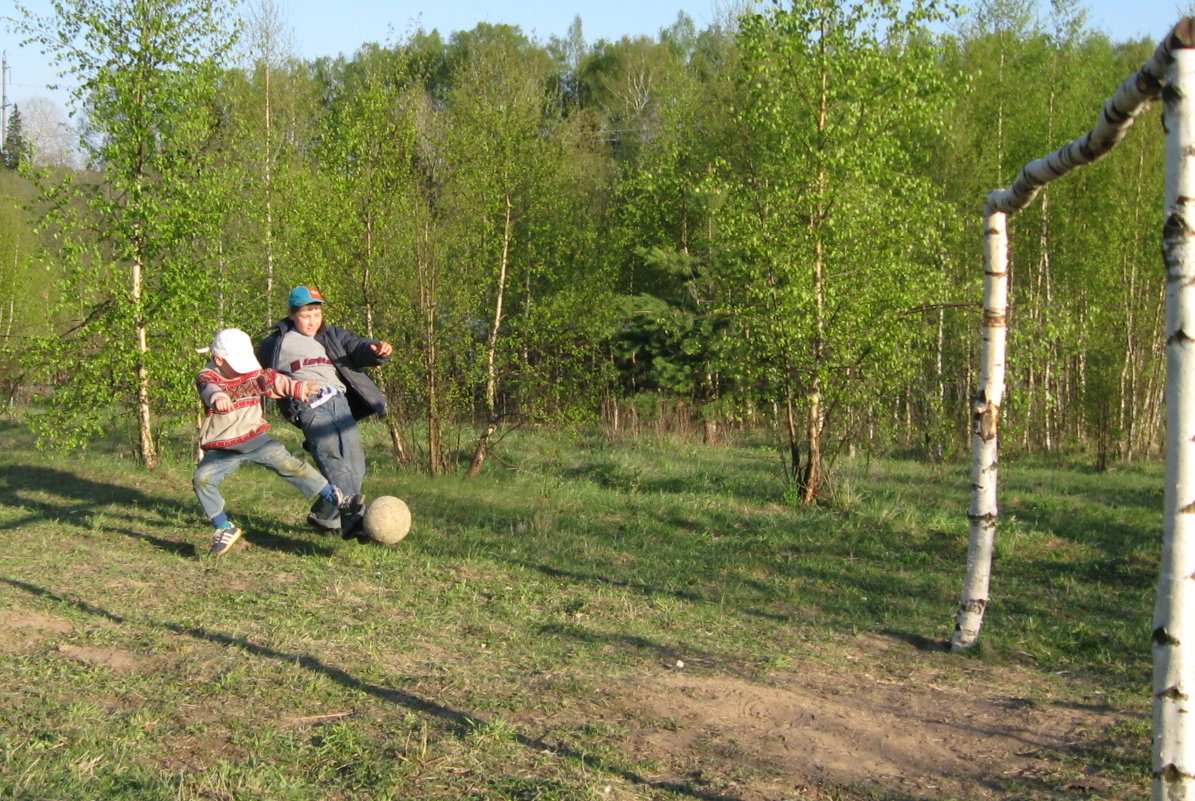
[371,341,394,358]
[213,396,232,412]
[302,381,322,401]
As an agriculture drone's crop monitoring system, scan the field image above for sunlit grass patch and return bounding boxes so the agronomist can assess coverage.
[0,419,1159,799]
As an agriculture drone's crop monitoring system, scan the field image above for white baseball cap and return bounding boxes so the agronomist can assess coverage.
[210,328,262,374]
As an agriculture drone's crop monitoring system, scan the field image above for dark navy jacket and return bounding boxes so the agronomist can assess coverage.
[257,318,390,425]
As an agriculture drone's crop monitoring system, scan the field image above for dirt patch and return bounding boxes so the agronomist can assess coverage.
[614,636,1142,800]
[0,607,74,651]
[57,643,162,672]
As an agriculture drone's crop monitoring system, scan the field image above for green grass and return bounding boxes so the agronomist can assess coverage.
[0,416,1160,800]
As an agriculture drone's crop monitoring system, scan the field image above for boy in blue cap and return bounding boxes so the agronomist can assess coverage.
[257,286,393,540]
[194,328,353,556]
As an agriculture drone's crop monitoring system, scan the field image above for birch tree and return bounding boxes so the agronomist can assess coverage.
[241,0,298,326]
[316,44,415,335]
[721,0,953,501]
[952,24,1175,651]
[439,26,559,476]
[1156,20,1195,798]
[13,0,235,465]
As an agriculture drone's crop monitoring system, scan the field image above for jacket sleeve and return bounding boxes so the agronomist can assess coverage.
[331,325,391,369]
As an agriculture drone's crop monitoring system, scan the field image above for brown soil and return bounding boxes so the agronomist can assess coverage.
[0,608,1145,800]
[602,634,1145,800]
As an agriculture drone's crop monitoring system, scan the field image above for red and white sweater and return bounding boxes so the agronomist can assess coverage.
[196,364,309,451]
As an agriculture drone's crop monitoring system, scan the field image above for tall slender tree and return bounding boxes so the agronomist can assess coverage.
[951,23,1173,651]
[13,0,236,465]
[438,25,561,476]
[721,0,954,501]
[2,106,30,170]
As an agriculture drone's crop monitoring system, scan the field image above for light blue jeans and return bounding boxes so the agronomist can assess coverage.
[192,436,330,522]
[296,392,366,497]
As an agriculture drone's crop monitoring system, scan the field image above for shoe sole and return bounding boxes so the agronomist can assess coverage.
[307,514,342,534]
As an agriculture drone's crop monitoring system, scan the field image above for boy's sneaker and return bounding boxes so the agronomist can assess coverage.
[340,513,366,541]
[340,492,365,516]
[307,511,341,533]
[210,525,242,557]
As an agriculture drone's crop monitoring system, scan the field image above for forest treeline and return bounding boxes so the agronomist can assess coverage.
[0,0,1173,497]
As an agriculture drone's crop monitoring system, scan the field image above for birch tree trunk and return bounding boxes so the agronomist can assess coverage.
[263,49,274,328]
[467,191,514,480]
[133,250,158,470]
[953,207,1008,652]
[800,56,830,504]
[419,219,443,476]
[953,22,1177,650]
[1155,24,1195,799]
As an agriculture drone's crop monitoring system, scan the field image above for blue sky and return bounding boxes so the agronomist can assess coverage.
[1,0,1192,115]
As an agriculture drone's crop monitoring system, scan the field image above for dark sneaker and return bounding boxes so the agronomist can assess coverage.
[210,525,242,557]
[340,512,365,541]
[309,486,343,527]
[340,493,365,517]
[307,512,341,533]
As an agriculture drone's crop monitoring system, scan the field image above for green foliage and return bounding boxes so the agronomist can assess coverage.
[715,0,958,487]
[608,249,737,412]
[12,0,238,457]
[0,0,1182,466]
[2,105,32,170]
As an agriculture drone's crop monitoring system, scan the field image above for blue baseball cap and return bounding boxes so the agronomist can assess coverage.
[289,286,325,308]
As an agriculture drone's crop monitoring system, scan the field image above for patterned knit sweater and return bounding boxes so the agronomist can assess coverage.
[196,363,309,451]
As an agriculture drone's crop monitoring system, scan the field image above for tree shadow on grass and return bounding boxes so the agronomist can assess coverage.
[0,463,196,556]
[879,628,952,653]
[516,560,791,624]
[562,458,785,506]
[1,577,747,801]
[0,463,335,558]
[226,514,338,558]
[519,561,707,603]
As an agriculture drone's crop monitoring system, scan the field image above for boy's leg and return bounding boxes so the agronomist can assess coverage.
[248,438,330,498]
[194,450,247,556]
[192,449,244,522]
[249,438,344,531]
[298,394,365,497]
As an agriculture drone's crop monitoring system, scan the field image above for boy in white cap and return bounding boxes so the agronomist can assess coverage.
[193,328,351,556]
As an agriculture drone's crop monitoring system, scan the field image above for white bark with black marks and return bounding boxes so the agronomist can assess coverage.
[987,31,1174,216]
[953,208,1008,652]
[956,20,1190,652]
[1155,26,1195,800]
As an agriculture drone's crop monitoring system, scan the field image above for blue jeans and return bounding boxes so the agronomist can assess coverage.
[192,436,330,521]
[296,392,366,497]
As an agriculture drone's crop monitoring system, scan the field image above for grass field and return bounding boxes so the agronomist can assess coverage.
[0,416,1161,800]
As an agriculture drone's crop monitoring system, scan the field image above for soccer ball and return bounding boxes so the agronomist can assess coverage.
[362,496,412,545]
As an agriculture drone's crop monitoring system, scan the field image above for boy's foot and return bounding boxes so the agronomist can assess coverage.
[210,525,242,557]
[340,493,365,516]
[340,513,366,541]
[307,512,341,533]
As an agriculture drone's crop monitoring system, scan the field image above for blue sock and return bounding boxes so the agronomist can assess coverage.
[318,484,337,502]
[212,512,231,529]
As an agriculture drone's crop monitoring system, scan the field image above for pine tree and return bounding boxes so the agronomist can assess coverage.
[2,106,31,170]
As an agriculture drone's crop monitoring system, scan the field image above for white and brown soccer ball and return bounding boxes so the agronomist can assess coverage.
[362,496,412,545]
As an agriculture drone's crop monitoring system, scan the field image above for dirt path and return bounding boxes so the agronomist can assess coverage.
[1,608,1146,800]
[609,635,1145,800]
